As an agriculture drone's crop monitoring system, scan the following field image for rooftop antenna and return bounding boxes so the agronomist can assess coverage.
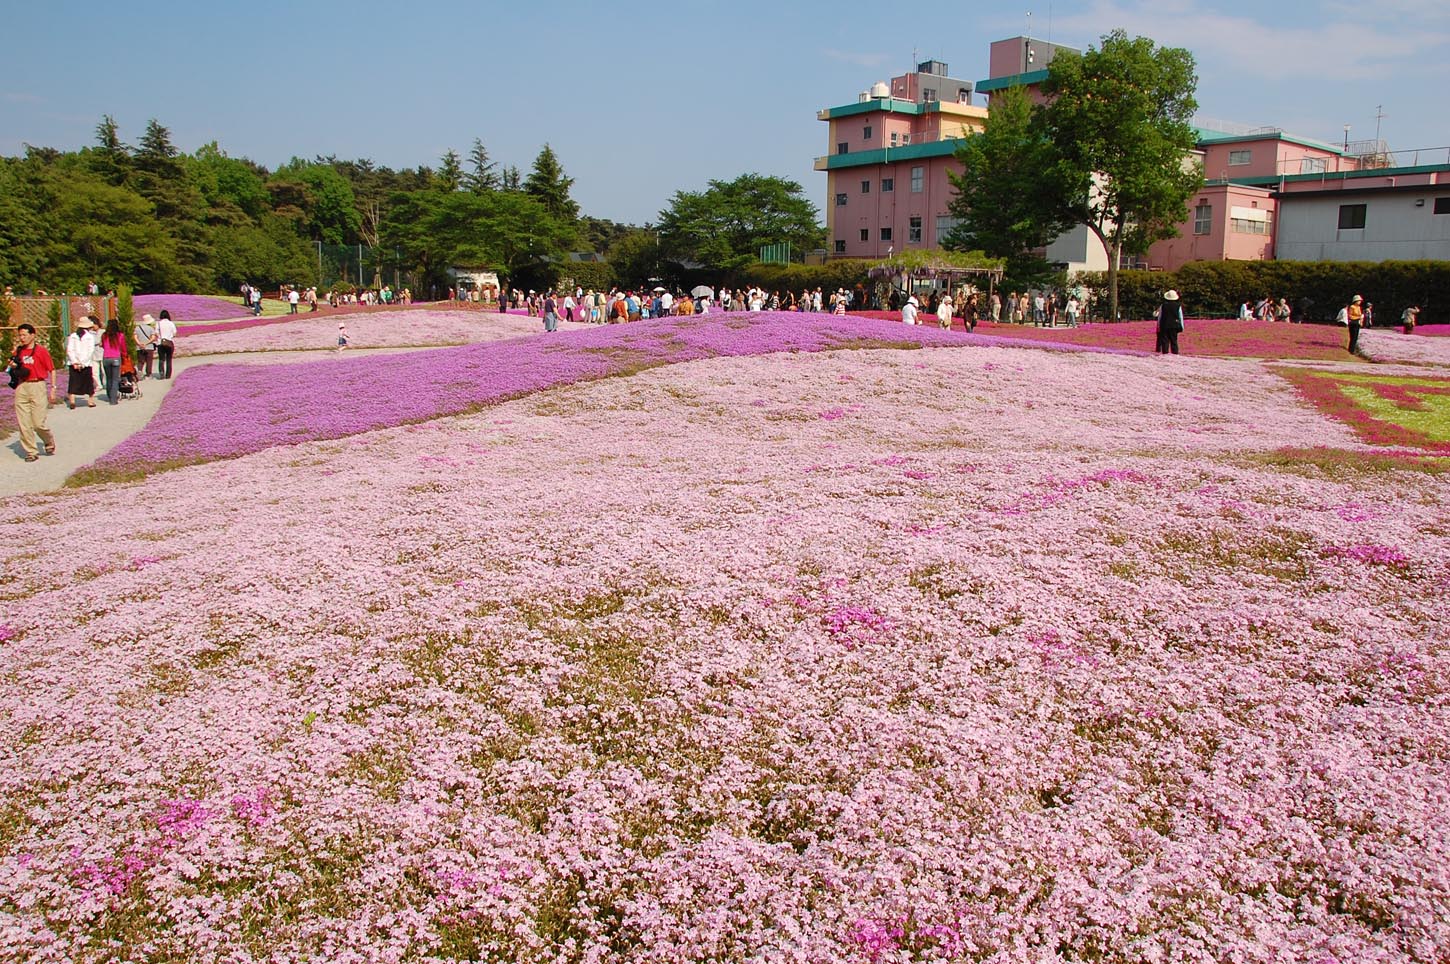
[1374,104,1386,147]
[1048,3,1052,44]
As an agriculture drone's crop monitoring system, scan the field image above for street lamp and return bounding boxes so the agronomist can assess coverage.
[1343,124,1351,152]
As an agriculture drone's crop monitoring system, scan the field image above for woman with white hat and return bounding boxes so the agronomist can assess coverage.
[1155,290,1185,355]
[1346,294,1364,354]
[135,313,159,379]
[65,316,98,408]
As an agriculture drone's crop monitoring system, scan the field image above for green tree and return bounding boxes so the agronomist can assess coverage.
[46,300,64,369]
[0,288,12,363]
[90,114,130,186]
[1039,30,1204,320]
[117,284,137,360]
[522,144,578,221]
[464,138,497,193]
[607,230,663,288]
[657,173,823,271]
[945,84,1076,287]
[190,142,269,224]
[500,165,522,192]
[271,160,362,245]
[437,150,463,192]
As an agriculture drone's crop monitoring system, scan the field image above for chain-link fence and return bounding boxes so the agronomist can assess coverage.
[316,244,408,291]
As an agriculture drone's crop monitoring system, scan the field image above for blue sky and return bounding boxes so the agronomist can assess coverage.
[4,0,1447,226]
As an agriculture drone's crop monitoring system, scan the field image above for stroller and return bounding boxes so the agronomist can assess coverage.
[117,353,143,401]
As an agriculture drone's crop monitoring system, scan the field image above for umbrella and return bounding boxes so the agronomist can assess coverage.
[652,286,668,293]
[691,285,713,298]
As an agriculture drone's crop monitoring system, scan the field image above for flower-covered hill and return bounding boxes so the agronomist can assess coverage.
[132,293,259,322]
[175,308,589,356]
[76,313,996,482]
[853,312,1363,362]
[1,342,1446,961]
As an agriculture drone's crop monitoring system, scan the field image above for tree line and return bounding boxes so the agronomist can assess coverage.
[0,118,824,297]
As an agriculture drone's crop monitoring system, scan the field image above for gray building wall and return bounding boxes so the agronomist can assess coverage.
[1276,190,1450,261]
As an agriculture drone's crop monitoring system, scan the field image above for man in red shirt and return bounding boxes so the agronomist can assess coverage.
[10,323,57,462]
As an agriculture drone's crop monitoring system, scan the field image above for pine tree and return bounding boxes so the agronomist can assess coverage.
[500,165,522,192]
[437,150,463,192]
[464,139,498,193]
[523,144,578,221]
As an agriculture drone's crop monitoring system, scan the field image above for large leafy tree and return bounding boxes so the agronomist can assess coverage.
[945,84,1075,285]
[522,144,578,221]
[1040,30,1203,319]
[946,31,1202,319]
[383,188,576,292]
[656,173,823,271]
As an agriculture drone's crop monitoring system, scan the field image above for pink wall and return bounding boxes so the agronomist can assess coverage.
[1147,183,1275,272]
[1199,138,1350,181]
[828,156,959,259]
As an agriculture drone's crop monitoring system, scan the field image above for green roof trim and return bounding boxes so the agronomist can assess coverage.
[1191,128,1350,156]
[1214,161,1450,190]
[820,138,965,170]
[820,98,927,119]
[975,69,1050,93]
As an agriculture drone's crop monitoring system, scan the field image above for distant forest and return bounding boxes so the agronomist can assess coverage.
[0,117,639,296]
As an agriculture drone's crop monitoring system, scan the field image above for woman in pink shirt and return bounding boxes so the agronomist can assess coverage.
[100,318,127,405]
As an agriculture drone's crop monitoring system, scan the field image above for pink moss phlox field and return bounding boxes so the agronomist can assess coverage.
[88,313,1118,479]
[133,293,256,322]
[4,342,1448,960]
[1358,328,1450,367]
[175,309,588,356]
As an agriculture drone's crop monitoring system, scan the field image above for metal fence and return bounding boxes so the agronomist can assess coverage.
[315,243,407,291]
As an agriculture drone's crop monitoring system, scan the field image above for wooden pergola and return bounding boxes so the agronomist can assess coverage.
[868,250,1007,302]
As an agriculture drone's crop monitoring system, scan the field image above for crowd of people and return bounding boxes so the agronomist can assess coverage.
[241,283,413,315]
[489,285,877,326]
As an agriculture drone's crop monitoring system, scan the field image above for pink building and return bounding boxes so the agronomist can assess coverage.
[1145,181,1276,270]
[817,40,1439,272]
[816,63,985,259]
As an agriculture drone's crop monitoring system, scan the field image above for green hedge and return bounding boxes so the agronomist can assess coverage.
[667,261,874,296]
[559,260,614,293]
[1077,260,1450,322]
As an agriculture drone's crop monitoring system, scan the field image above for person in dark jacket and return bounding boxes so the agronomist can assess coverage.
[1155,289,1184,355]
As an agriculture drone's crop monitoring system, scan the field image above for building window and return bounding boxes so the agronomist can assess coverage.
[901,133,911,145]
[909,216,922,243]
[1300,157,1327,175]
[1228,150,1252,166]
[861,180,870,194]
[880,227,893,241]
[837,142,849,155]
[910,166,924,193]
[834,239,846,253]
[1193,204,1212,235]
[1434,197,1450,214]
[860,229,869,241]
[890,132,898,147]
[923,88,937,102]
[882,177,894,192]
[863,125,872,140]
[1230,218,1270,235]
[1338,203,1367,229]
[835,193,847,207]
[935,215,959,241]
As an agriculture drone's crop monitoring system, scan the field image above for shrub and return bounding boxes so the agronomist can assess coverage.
[117,285,137,360]
[1076,260,1450,322]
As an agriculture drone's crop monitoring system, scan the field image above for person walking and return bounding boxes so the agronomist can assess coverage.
[135,312,159,379]
[288,287,300,314]
[542,292,559,332]
[1401,304,1421,334]
[936,292,954,329]
[9,323,57,462]
[1344,294,1365,354]
[156,309,177,379]
[100,318,127,405]
[1155,289,1185,355]
[65,317,98,408]
[902,295,920,326]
